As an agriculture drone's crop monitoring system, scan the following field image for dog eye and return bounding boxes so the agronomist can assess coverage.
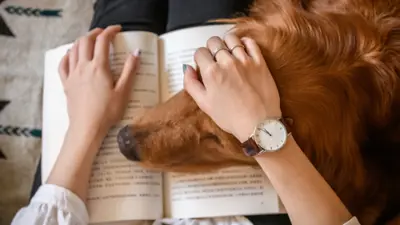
[200,133,222,146]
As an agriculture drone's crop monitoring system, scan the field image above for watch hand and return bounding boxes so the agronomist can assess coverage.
[262,128,272,137]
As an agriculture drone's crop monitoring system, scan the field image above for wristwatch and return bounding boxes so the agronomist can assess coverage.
[242,118,292,156]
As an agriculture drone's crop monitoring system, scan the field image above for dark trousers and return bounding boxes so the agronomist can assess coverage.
[33,1,291,224]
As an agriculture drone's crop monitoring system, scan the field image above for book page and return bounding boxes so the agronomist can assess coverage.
[164,166,279,218]
[42,31,163,223]
[159,24,234,101]
[159,25,279,218]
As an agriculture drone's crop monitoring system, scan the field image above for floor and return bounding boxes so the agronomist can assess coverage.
[0,0,92,224]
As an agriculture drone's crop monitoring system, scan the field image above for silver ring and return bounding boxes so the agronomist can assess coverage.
[229,44,245,52]
[212,46,230,59]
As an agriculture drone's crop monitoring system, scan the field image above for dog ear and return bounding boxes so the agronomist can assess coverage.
[379,18,400,136]
[380,18,400,73]
[375,18,400,122]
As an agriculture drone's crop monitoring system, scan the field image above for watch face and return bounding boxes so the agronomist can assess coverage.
[254,119,287,152]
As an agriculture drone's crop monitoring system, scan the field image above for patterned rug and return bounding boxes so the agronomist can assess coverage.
[0,0,92,224]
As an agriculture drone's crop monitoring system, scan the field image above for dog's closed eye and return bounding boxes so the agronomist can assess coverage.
[200,132,222,146]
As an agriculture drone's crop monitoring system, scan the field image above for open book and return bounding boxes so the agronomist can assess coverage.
[42,24,282,224]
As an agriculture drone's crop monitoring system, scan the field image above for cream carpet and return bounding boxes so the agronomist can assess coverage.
[0,0,92,224]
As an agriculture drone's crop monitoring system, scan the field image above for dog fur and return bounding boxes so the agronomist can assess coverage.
[120,0,400,224]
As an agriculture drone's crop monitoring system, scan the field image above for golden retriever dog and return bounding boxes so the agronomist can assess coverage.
[117,0,400,224]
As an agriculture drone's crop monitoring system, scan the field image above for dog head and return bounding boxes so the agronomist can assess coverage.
[118,90,254,172]
[117,0,399,183]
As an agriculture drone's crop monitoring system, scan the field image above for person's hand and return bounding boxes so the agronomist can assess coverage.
[58,25,140,136]
[184,34,281,142]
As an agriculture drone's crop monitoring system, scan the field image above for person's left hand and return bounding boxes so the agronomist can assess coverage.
[184,35,281,142]
[58,25,141,135]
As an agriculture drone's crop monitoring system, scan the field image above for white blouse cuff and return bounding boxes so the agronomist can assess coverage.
[32,184,89,224]
[343,216,361,225]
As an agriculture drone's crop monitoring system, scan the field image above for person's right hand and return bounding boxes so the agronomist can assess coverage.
[58,25,140,138]
[184,34,281,143]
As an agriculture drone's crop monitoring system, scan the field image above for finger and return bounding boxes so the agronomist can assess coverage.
[94,25,122,64]
[115,49,141,96]
[78,28,103,61]
[206,36,232,63]
[183,64,208,110]
[224,34,248,62]
[59,51,69,84]
[241,37,263,63]
[69,41,79,72]
[194,47,216,77]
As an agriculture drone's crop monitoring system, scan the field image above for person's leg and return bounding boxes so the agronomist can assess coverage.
[90,0,168,34]
[167,0,253,32]
[30,159,41,200]
[248,214,291,225]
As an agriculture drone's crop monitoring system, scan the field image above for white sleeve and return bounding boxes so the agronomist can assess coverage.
[343,216,361,225]
[11,184,89,225]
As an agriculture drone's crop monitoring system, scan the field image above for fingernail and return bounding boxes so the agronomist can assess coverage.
[132,49,141,57]
[182,64,188,74]
[241,37,250,43]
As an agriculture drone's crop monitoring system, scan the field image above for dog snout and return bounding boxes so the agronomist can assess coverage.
[117,125,141,161]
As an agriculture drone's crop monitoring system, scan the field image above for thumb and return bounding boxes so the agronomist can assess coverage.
[183,64,207,110]
[115,49,140,95]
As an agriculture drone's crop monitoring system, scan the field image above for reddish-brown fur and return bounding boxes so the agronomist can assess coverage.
[121,0,400,224]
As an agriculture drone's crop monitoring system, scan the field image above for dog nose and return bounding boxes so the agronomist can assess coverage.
[117,125,140,161]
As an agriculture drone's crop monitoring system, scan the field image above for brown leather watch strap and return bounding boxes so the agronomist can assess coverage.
[242,138,263,157]
[279,117,292,134]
